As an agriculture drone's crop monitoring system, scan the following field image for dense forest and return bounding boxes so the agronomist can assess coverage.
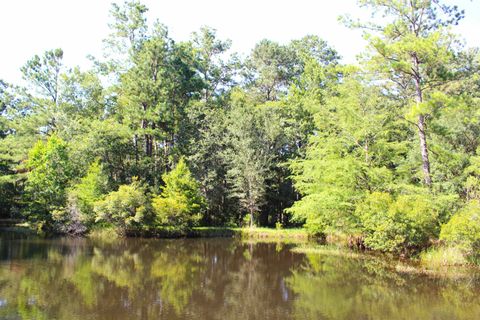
[1,0,480,258]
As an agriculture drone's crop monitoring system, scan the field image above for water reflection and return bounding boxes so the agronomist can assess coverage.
[287,252,480,320]
[0,233,479,319]
[0,235,303,320]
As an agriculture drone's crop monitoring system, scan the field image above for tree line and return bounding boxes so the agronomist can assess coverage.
[1,0,480,257]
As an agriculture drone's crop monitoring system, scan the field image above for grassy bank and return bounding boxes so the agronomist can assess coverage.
[190,227,309,241]
[419,246,477,268]
[192,227,309,241]
[87,226,310,241]
[232,227,309,241]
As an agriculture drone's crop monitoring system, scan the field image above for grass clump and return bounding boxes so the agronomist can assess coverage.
[420,246,468,268]
[88,226,120,242]
[236,227,309,240]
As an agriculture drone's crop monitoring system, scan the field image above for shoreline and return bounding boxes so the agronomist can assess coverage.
[3,225,478,274]
[87,226,311,242]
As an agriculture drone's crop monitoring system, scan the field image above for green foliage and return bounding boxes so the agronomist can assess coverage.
[24,135,73,228]
[68,161,108,225]
[245,39,298,101]
[343,0,471,187]
[94,179,150,233]
[440,201,480,260]
[2,0,479,248]
[21,48,63,103]
[79,119,135,188]
[245,36,339,102]
[191,26,237,101]
[463,152,480,200]
[60,68,106,119]
[102,0,148,73]
[287,76,398,235]
[152,159,205,231]
[118,23,200,186]
[356,192,439,252]
[223,90,280,226]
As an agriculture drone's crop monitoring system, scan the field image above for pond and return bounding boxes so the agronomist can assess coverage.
[0,232,479,319]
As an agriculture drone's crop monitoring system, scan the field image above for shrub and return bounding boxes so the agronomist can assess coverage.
[357,192,439,252]
[51,161,109,235]
[356,192,398,252]
[68,161,108,226]
[440,200,480,262]
[94,179,150,233]
[24,135,73,228]
[152,159,205,231]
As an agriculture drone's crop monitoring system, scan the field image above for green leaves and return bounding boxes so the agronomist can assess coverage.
[2,0,479,250]
[245,37,339,102]
[222,92,283,225]
[21,48,63,103]
[102,0,149,73]
[406,91,456,119]
[68,161,108,225]
[287,76,400,235]
[357,192,440,252]
[94,178,150,233]
[440,200,480,260]
[24,135,73,227]
[152,158,205,230]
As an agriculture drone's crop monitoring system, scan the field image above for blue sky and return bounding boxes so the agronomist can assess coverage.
[1,0,478,84]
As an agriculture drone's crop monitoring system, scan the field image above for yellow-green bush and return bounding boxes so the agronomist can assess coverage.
[152,159,205,231]
[68,161,108,226]
[94,179,150,233]
[357,192,439,252]
[440,200,480,262]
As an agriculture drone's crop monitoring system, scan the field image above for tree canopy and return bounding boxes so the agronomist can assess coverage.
[1,0,479,257]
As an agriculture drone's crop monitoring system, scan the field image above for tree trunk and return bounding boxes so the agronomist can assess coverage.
[142,103,152,157]
[417,114,432,186]
[145,134,152,157]
[249,209,254,228]
[134,134,139,163]
[413,54,432,186]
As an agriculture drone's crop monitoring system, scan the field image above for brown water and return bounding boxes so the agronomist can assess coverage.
[0,232,479,320]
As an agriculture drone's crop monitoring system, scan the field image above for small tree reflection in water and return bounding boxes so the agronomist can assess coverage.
[0,233,478,319]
